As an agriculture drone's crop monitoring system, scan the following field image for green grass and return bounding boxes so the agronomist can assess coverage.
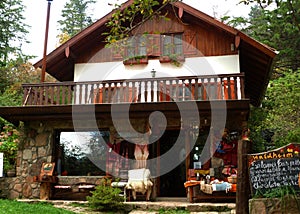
[0,199,75,214]
[158,208,189,214]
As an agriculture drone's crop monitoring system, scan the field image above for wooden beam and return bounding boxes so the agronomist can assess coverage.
[236,138,252,214]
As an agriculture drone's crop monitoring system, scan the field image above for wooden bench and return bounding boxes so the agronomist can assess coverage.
[53,182,95,200]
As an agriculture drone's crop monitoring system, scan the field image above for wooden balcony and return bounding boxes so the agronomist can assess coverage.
[22,73,245,106]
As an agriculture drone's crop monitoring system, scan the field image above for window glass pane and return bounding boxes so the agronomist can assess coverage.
[58,131,109,176]
[162,35,172,55]
[174,34,182,45]
[174,34,183,54]
[138,36,147,56]
[127,38,136,58]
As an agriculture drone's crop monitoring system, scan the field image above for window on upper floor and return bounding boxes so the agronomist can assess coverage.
[161,33,183,56]
[126,35,147,59]
[122,33,185,65]
[160,33,184,64]
[123,35,148,65]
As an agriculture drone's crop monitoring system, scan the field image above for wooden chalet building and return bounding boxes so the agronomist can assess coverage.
[0,0,276,212]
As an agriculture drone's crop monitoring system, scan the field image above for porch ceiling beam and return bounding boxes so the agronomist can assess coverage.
[0,100,250,124]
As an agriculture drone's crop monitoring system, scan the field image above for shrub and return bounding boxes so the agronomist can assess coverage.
[0,124,19,172]
[87,179,125,212]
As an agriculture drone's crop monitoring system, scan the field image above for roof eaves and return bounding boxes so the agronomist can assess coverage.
[173,1,277,59]
[173,1,238,35]
[238,31,277,58]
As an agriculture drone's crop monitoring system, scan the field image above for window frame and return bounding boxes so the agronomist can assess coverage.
[160,33,185,63]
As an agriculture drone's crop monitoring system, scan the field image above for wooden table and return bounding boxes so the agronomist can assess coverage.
[184,180,236,203]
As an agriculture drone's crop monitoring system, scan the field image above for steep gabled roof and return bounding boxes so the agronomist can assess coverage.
[34,0,276,106]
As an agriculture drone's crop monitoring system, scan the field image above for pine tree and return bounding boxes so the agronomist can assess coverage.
[227,1,300,74]
[0,0,29,67]
[57,0,96,44]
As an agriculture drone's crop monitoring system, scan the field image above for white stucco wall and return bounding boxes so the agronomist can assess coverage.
[74,55,240,82]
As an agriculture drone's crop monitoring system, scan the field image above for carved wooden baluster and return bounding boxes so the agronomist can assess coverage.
[78,84,83,104]
[56,85,61,105]
[49,86,53,105]
[133,81,137,103]
[156,80,160,102]
[240,74,245,99]
[73,85,77,104]
[150,80,154,102]
[108,82,113,103]
[174,79,179,102]
[194,78,199,100]
[32,86,37,105]
[162,80,166,101]
[213,77,218,99]
[228,77,232,100]
[118,82,123,103]
[89,84,94,104]
[233,76,238,100]
[169,80,173,101]
[188,79,192,100]
[67,84,72,104]
[136,81,141,102]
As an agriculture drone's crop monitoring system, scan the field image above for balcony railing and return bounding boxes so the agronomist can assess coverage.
[22,73,245,106]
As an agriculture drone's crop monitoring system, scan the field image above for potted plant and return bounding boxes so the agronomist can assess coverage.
[0,124,19,177]
[4,162,16,177]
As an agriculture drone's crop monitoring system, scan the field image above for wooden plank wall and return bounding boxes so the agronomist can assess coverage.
[77,12,237,63]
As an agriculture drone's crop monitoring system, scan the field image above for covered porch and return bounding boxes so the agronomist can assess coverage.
[0,98,250,202]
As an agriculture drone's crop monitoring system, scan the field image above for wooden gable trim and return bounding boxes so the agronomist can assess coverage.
[173,2,238,35]
[172,1,276,58]
[34,0,136,69]
[238,32,277,58]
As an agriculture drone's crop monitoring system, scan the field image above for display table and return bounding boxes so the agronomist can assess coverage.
[184,180,236,203]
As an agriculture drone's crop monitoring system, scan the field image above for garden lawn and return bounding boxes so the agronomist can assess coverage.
[0,199,75,214]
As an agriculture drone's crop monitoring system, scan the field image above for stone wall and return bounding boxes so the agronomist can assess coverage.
[0,125,54,199]
[0,117,180,200]
[249,198,300,214]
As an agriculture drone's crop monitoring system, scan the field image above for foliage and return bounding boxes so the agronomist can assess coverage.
[241,0,283,8]
[0,0,31,102]
[227,1,300,151]
[87,179,125,212]
[57,0,96,45]
[249,71,300,151]
[0,57,47,107]
[0,123,20,172]
[254,185,298,199]
[0,199,74,214]
[253,186,300,213]
[229,1,300,75]
[158,208,189,213]
[104,0,177,46]
[0,0,29,67]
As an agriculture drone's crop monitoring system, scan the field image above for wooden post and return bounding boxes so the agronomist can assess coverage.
[41,0,53,83]
[236,139,251,214]
[40,182,52,200]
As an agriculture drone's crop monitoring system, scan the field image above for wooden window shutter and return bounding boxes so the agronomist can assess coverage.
[148,34,161,57]
[183,31,197,55]
[112,47,123,60]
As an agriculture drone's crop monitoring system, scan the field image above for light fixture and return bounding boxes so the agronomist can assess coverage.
[151,69,156,78]
[230,43,235,51]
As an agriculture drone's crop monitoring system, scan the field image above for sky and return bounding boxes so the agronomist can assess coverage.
[23,0,250,63]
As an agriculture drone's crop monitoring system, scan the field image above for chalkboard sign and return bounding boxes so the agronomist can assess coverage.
[248,143,300,195]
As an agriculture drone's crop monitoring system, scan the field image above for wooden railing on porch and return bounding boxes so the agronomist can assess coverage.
[22,73,245,106]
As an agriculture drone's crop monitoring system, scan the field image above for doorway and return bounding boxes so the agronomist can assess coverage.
[159,129,186,197]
